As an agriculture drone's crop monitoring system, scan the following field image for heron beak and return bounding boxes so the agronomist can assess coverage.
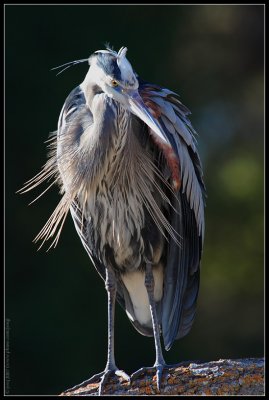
[128,92,169,145]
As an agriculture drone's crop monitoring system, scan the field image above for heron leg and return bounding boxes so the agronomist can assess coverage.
[97,267,130,394]
[145,262,166,367]
[131,263,167,391]
[63,267,130,396]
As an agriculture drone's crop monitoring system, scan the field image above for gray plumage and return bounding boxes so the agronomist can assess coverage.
[19,46,206,394]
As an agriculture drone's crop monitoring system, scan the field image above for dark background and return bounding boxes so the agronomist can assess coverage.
[5,5,264,395]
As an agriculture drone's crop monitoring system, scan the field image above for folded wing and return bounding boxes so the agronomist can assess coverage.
[139,80,206,350]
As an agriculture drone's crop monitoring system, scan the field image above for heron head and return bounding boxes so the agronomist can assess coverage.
[83,46,169,145]
[85,46,138,97]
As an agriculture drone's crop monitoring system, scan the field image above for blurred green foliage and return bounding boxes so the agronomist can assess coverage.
[5,4,264,395]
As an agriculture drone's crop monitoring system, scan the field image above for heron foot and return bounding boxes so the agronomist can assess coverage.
[98,368,130,395]
[63,368,130,395]
[131,363,179,392]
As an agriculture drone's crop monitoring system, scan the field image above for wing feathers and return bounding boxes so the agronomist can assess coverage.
[139,80,205,350]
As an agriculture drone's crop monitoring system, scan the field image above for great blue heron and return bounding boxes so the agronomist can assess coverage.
[19,46,206,395]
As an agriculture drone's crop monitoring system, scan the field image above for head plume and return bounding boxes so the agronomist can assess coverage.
[116,47,135,83]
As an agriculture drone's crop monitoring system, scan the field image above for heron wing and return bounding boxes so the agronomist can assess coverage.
[69,200,106,281]
[56,85,106,281]
[139,80,206,350]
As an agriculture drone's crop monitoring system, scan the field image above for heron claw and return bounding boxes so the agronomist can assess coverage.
[131,363,174,392]
[63,368,130,395]
[156,364,164,391]
[98,368,130,395]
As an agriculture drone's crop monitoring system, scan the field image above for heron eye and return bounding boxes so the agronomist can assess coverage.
[111,80,118,87]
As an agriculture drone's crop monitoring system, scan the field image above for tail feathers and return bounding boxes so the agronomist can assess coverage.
[163,269,200,350]
[175,269,200,341]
